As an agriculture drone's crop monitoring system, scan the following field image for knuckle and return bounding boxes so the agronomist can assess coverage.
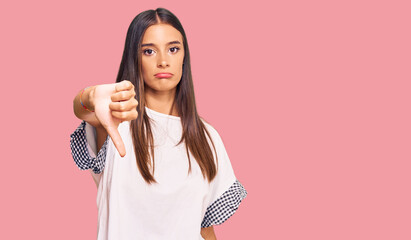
[114,111,121,118]
[119,102,126,111]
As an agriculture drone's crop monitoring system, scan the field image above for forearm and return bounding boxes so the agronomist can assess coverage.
[203,236,217,240]
[73,85,101,128]
[201,226,217,240]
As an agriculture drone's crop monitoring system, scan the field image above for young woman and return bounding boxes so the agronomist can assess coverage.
[70,8,247,240]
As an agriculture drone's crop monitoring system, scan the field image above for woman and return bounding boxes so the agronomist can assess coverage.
[70,8,247,240]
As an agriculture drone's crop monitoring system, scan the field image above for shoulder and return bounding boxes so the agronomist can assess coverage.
[200,118,219,137]
[200,117,225,148]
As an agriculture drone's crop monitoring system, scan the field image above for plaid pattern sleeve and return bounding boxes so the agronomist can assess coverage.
[70,120,109,174]
[201,179,248,228]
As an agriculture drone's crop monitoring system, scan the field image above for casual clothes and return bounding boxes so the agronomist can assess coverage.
[70,106,247,240]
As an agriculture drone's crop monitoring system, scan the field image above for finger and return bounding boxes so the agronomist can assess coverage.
[109,99,138,111]
[106,125,126,157]
[115,80,134,92]
[112,110,138,121]
[111,90,135,102]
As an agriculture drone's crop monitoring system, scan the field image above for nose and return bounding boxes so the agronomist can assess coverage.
[157,52,169,68]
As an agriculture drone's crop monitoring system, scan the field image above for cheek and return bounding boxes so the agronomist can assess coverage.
[141,60,154,76]
[176,56,184,73]
[141,61,147,74]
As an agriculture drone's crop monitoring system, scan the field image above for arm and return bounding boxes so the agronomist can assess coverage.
[72,81,138,157]
[73,86,107,152]
[201,226,217,240]
[73,86,100,127]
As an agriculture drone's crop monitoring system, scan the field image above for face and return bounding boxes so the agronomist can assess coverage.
[140,23,185,94]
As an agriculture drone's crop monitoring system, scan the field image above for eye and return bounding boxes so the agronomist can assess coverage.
[170,47,180,53]
[143,49,155,56]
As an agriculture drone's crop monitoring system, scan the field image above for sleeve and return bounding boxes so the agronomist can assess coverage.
[69,120,109,174]
[201,127,248,228]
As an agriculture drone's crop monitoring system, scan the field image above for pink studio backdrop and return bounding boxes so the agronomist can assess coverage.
[0,0,410,239]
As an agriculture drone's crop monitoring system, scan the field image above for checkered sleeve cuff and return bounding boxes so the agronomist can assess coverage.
[70,121,108,174]
[201,179,248,228]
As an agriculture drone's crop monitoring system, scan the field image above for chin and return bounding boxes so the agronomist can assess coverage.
[147,82,179,92]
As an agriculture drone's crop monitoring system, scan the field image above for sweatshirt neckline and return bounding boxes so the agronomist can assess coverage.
[145,106,181,120]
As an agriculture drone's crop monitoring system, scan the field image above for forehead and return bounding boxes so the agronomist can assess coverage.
[142,24,183,44]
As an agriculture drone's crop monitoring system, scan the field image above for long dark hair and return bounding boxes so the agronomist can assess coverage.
[115,8,218,184]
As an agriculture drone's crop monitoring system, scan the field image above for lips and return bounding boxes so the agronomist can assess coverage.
[154,72,173,78]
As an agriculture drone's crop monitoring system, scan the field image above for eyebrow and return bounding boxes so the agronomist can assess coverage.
[141,40,182,47]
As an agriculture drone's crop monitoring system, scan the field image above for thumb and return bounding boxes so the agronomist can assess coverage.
[106,125,126,157]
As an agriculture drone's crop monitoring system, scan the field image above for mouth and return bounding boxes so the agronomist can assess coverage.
[154,72,173,79]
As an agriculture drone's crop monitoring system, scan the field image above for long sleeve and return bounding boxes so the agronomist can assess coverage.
[69,120,109,174]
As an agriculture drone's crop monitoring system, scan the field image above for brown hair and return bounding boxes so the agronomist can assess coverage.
[115,8,218,184]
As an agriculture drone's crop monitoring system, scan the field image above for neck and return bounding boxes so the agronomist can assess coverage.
[145,87,179,117]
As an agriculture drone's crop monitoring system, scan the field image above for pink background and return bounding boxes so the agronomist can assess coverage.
[1,0,410,239]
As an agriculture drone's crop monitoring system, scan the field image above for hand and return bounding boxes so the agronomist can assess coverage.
[91,80,138,157]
